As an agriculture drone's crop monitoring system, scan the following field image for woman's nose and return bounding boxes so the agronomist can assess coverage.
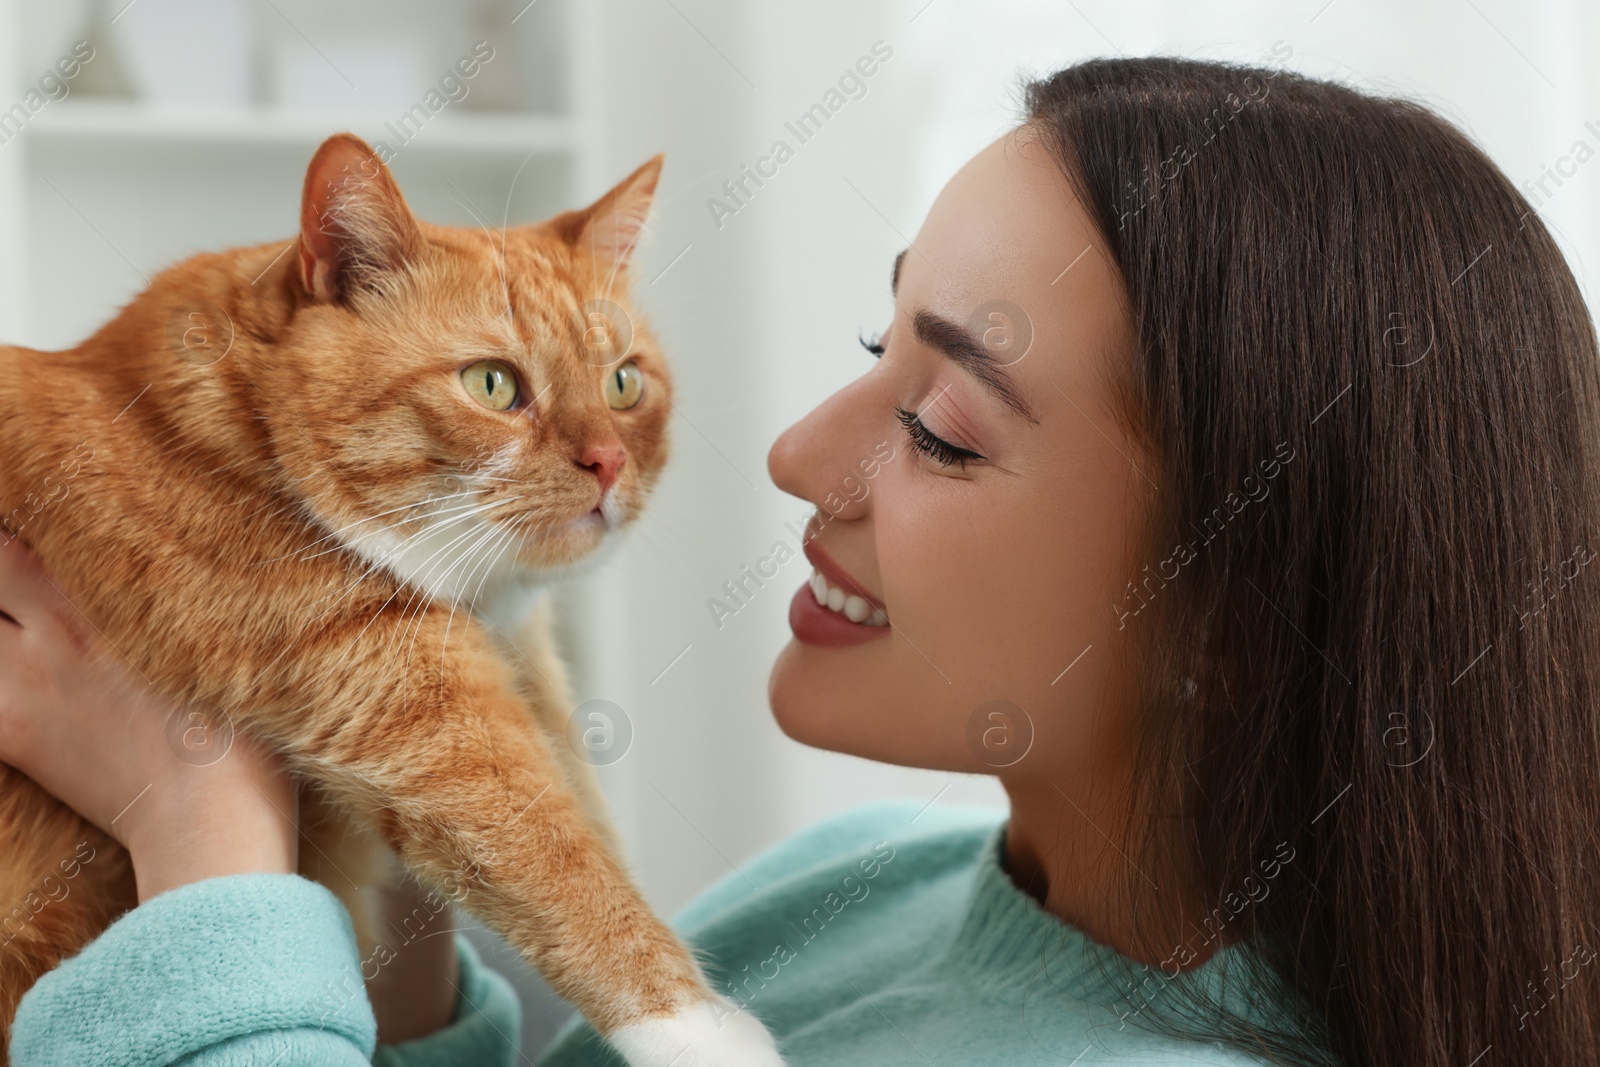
[767,375,878,522]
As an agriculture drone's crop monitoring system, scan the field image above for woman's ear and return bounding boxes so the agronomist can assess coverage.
[298,133,422,304]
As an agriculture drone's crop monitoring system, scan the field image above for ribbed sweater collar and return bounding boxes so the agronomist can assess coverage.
[942,820,1252,1010]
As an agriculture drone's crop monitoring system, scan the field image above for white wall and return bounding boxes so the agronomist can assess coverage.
[0,0,23,340]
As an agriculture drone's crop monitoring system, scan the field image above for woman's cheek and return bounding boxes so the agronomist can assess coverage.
[878,481,1022,680]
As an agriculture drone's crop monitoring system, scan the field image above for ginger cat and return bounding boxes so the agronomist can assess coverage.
[0,134,782,1065]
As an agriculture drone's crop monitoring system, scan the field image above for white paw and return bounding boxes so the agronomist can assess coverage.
[608,996,785,1067]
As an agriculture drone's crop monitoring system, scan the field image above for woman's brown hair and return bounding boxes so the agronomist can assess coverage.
[1024,55,1600,1066]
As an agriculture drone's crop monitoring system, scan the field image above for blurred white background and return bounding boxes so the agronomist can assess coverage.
[2,0,1597,1054]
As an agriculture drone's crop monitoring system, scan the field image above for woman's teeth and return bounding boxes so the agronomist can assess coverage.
[809,569,889,626]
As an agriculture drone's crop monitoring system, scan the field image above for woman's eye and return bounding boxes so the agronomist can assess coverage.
[860,331,886,357]
[605,360,645,410]
[461,360,520,411]
[895,406,985,469]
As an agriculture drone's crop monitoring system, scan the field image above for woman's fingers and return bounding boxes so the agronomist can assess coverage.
[0,539,75,633]
[0,539,301,899]
[0,539,43,625]
[0,542,65,766]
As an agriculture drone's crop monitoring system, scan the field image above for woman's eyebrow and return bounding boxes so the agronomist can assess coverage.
[910,307,1039,423]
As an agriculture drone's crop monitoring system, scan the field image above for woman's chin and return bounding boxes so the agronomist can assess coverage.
[766,640,907,761]
[769,639,1019,775]
[767,640,809,727]
[768,639,843,749]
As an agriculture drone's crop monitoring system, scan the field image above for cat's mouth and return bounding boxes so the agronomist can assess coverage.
[495,492,629,572]
[533,500,617,542]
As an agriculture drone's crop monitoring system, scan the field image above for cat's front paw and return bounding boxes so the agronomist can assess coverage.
[608,996,785,1067]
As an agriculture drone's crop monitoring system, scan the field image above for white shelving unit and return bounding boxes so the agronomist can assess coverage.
[12,101,582,354]
[0,0,596,353]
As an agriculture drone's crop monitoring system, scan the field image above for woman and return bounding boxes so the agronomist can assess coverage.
[2,55,1597,1067]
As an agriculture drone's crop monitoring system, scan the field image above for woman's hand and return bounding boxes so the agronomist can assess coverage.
[0,540,463,1042]
[0,538,297,901]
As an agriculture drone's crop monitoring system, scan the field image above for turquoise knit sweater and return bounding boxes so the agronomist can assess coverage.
[10,802,1295,1065]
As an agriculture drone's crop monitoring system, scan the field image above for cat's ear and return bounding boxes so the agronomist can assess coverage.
[565,155,664,271]
[298,133,422,304]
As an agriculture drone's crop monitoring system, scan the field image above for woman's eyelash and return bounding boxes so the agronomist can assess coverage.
[859,331,885,357]
[894,406,985,469]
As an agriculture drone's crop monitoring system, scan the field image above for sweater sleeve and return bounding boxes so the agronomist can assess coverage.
[10,872,527,1067]
[372,935,523,1067]
[10,872,378,1067]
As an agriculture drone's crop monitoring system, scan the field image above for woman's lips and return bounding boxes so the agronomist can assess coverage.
[788,583,891,647]
[788,542,890,648]
[802,542,885,610]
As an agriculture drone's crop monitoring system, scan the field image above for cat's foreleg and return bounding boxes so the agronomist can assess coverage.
[280,622,783,1067]
[494,594,624,856]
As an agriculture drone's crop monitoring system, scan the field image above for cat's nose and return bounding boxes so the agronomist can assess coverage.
[578,441,627,494]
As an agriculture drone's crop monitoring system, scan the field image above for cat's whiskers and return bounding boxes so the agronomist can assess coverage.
[449,194,513,323]
[438,524,518,671]
[377,496,624,684]
[365,512,510,671]
[599,244,627,309]
[309,498,514,621]
[497,152,545,320]
[501,505,568,542]
[440,523,521,670]
[464,463,595,556]
[473,440,527,482]
[306,498,505,610]
[255,490,485,567]
[241,495,301,529]
[373,499,517,617]
[291,492,490,565]
[417,519,505,663]
[461,523,516,618]
[466,523,532,644]
[396,518,512,686]
[373,588,426,687]
[251,503,496,689]
[341,501,511,608]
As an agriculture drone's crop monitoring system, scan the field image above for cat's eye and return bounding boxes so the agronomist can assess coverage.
[605,361,644,410]
[461,360,520,412]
